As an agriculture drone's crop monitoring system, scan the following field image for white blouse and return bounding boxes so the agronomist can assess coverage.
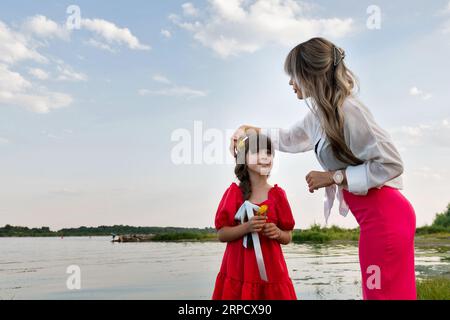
[261,96,404,223]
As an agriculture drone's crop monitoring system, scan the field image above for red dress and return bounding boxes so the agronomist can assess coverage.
[212,183,297,300]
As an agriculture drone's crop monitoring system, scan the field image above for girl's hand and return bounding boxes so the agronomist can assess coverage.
[306,171,334,193]
[262,223,282,240]
[246,216,267,233]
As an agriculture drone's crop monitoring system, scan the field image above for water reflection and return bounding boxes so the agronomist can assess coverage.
[0,237,448,300]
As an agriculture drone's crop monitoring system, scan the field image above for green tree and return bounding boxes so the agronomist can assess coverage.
[432,203,450,228]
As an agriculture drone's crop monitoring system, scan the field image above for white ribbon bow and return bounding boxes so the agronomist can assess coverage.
[234,200,268,282]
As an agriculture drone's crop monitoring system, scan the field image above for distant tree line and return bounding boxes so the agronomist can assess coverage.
[1,203,449,237]
[0,224,215,237]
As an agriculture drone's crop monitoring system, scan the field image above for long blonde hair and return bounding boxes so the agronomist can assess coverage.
[285,37,363,165]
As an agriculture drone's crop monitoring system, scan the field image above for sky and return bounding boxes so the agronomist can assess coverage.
[0,0,449,230]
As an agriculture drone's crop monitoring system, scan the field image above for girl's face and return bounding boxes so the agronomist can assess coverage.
[246,149,273,176]
[289,78,304,100]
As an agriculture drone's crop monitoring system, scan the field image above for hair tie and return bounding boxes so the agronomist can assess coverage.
[333,46,345,67]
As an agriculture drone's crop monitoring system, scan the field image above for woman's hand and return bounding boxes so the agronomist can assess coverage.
[229,125,261,156]
[306,171,334,193]
[246,216,267,233]
[262,223,281,240]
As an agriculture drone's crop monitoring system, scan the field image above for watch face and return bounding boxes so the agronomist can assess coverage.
[334,171,343,184]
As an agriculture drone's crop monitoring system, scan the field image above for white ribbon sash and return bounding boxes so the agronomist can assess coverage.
[234,200,268,282]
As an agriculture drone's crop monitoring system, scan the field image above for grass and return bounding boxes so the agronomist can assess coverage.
[417,277,450,300]
[151,232,217,242]
[292,224,360,244]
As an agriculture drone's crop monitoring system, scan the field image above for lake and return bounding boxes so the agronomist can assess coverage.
[0,237,448,300]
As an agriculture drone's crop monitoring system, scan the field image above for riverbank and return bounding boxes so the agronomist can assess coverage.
[1,224,450,246]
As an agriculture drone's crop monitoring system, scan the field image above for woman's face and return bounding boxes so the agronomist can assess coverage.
[246,149,273,176]
[289,78,304,100]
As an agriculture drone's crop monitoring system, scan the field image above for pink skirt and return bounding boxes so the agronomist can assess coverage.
[342,186,417,300]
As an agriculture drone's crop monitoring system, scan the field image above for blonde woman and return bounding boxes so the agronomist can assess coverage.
[230,37,416,300]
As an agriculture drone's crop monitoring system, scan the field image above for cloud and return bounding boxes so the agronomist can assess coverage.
[138,89,150,96]
[1,15,147,114]
[139,74,206,99]
[443,1,450,15]
[161,29,172,38]
[0,20,47,64]
[409,86,432,100]
[81,18,151,51]
[56,63,88,82]
[0,137,10,145]
[182,3,200,17]
[412,167,446,181]
[22,15,69,40]
[170,0,354,58]
[143,86,207,99]
[392,119,450,149]
[22,15,151,53]
[28,68,49,80]
[85,38,116,53]
[152,74,171,84]
[0,63,72,113]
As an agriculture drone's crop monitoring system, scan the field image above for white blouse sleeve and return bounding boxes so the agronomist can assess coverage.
[261,111,318,153]
[343,100,404,195]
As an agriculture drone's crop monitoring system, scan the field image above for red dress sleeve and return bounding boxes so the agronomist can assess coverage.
[273,185,295,230]
[214,183,242,230]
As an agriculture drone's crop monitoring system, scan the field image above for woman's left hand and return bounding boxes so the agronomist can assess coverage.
[262,223,281,239]
[306,171,334,193]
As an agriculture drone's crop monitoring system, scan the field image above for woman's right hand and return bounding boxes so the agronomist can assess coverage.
[246,216,267,233]
[229,125,261,156]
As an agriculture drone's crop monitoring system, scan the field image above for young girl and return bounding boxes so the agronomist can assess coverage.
[212,133,297,300]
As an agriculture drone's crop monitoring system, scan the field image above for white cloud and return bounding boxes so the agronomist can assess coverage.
[28,68,49,80]
[170,0,354,58]
[152,74,171,84]
[138,89,150,96]
[392,119,450,149]
[56,63,87,82]
[0,63,72,113]
[85,38,116,53]
[412,167,446,181]
[140,75,206,99]
[182,3,200,17]
[0,137,10,145]
[22,15,69,40]
[443,1,450,15]
[141,86,207,99]
[81,18,151,51]
[409,86,432,100]
[22,15,151,53]
[161,29,172,38]
[0,20,47,64]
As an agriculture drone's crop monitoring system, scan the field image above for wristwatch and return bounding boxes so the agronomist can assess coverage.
[332,170,344,185]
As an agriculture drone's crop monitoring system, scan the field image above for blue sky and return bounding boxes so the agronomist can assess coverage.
[1,0,449,230]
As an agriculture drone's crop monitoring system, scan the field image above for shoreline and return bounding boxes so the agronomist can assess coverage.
[1,233,449,247]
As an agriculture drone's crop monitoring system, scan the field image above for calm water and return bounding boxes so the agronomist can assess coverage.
[0,237,448,300]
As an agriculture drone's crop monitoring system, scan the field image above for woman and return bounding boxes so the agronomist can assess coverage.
[230,37,416,300]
